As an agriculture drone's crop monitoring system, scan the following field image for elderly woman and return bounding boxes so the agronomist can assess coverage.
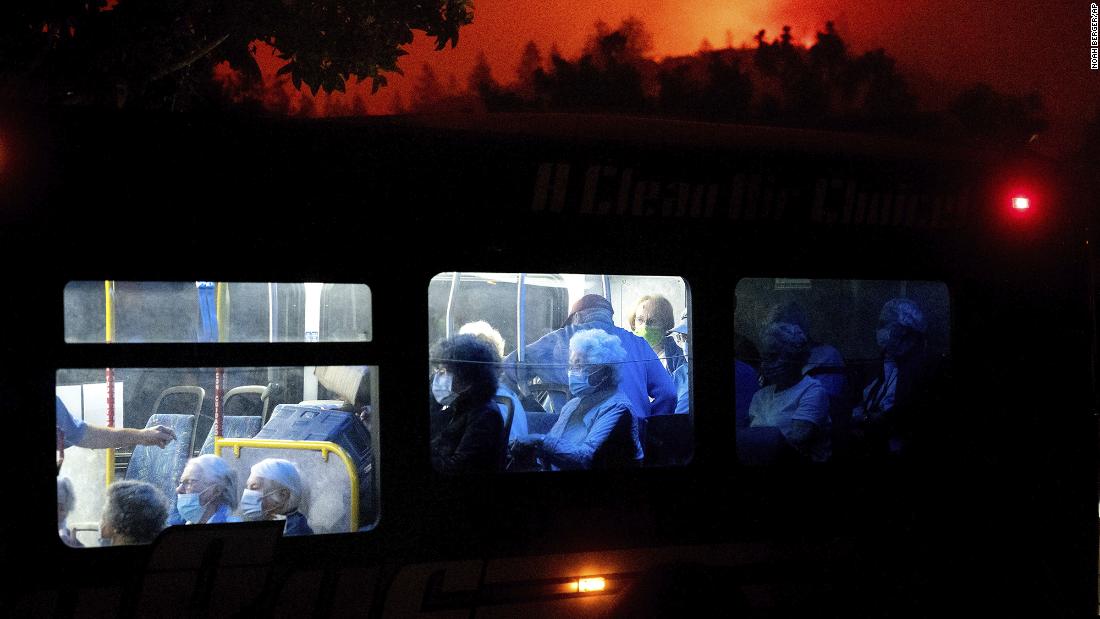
[511,328,644,470]
[743,322,831,463]
[240,458,312,536]
[57,476,82,547]
[170,454,242,525]
[628,294,684,374]
[429,333,505,473]
[99,480,169,546]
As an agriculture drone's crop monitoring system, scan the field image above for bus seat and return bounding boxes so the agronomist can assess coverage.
[493,395,514,470]
[527,382,570,415]
[125,414,197,505]
[525,411,559,435]
[152,385,206,418]
[643,414,694,466]
[199,416,263,454]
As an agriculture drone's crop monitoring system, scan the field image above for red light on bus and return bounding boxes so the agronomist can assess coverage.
[1012,195,1030,211]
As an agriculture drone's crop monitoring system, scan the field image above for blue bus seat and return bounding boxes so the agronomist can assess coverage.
[199,416,263,454]
[125,414,197,503]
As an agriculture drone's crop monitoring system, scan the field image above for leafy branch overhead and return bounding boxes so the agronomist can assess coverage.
[0,0,473,106]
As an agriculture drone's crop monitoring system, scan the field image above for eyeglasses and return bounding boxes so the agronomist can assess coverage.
[671,332,687,346]
[177,478,207,492]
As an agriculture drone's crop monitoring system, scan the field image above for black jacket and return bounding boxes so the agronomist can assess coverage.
[430,399,504,474]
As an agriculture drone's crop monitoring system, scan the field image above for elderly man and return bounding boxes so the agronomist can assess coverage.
[241,458,313,536]
[744,322,831,463]
[502,294,676,419]
[510,328,644,470]
[99,480,169,546]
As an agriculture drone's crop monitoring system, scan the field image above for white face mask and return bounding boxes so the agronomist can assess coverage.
[431,372,458,406]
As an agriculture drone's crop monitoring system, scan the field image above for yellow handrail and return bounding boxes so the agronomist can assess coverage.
[104,280,115,486]
[214,438,361,531]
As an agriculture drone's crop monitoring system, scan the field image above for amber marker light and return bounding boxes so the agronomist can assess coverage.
[577,577,607,593]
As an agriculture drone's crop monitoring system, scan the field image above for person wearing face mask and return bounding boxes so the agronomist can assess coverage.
[240,458,312,536]
[852,298,929,457]
[502,294,675,419]
[743,322,831,463]
[509,329,643,470]
[628,295,684,375]
[429,334,505,474]
[458,321,530,443]
[99,480,169,546]
[169,455,242,526]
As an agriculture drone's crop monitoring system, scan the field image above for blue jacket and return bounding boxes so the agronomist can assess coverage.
[538,389,643,470]
[503,320,676,419]
[283,511,313,536]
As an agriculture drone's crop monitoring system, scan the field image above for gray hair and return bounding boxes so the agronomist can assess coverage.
[251,458,304,514]
[184,454,242,510]
[103,480,168,544]
[57,476,76,516]
[459,320,506,359]
[570,329,628,382]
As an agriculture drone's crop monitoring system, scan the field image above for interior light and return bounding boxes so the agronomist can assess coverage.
[1012,195,1030,211]
[577,577,606,593]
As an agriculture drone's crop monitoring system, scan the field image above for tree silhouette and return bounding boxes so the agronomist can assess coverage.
[0,0,473,109]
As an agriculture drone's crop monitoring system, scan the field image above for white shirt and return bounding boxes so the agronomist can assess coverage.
[747,375,831,463]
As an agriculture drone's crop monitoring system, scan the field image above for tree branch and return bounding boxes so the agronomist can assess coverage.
[150,33,231,81]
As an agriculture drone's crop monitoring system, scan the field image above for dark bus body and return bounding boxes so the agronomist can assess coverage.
[1,108,1096,616]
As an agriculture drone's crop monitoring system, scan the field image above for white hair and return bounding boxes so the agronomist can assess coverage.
[458,320,506,359]
[57,476,76,516]
[184,454,242,510]
[250,458,304,514]
[570,329,628,381]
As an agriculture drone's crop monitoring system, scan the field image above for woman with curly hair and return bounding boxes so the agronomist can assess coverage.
[429,333,505,473]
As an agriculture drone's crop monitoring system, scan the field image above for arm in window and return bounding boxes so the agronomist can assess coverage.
[77,424,177,449]
[785,380,829,454]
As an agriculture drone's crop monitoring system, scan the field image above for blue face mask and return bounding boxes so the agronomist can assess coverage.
[568,366,608,398]
[177,491,208,524]
[568,370,595,398]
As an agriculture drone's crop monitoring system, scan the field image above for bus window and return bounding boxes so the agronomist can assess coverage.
[63,281,373,343]
[56,365,380,547]
[428,272,691,473]
[734,278,950,465]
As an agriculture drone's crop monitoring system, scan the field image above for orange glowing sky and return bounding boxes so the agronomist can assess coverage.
[252,0,1097,152]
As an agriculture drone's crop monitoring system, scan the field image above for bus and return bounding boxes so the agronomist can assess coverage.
[1,107,1095,616]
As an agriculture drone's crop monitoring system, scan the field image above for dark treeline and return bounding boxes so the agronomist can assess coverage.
[426,18,1050,151]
